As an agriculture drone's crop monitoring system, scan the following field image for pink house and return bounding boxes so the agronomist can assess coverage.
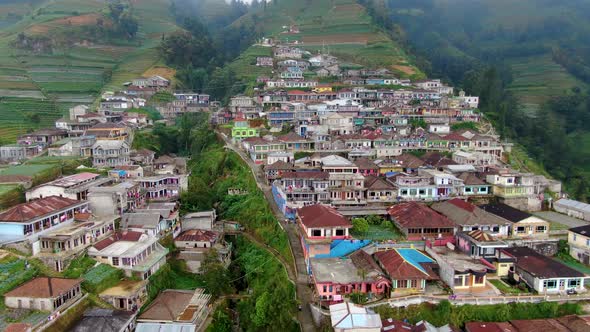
[354,157,379,176]
[310,250,390,303]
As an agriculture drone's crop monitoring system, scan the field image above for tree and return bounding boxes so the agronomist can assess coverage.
[352,218,369,234]
[200,248,233,298]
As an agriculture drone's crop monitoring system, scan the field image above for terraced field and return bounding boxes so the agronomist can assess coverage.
[233,0,423,81]
[0,0,180,141]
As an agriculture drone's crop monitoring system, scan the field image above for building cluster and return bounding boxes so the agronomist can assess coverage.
[296,203,586,307]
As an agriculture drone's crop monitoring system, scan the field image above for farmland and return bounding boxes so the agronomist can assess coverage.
[0,0,179,141]
[231,0,423,83]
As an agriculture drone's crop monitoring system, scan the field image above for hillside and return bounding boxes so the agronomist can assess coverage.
[226,0,424,86]
[0,0,180,142]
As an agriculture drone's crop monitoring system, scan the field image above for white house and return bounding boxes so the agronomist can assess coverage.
[26,172,108,201]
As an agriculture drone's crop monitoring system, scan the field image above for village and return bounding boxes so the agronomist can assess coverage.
[0,38,590,332]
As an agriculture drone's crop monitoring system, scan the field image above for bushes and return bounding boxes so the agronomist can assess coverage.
[82,264,123,294]
[373,301,582,328]
[62,255,97,278]
[0,256,37,296]
[44,297,91,332]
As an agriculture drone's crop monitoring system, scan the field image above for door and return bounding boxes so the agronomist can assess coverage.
[119,298,125,309]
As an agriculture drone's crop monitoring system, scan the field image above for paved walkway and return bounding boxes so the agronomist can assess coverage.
[218,132,317,332]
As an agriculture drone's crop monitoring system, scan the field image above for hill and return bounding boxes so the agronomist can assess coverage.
[225,0,424,87]
[0,0,180,142]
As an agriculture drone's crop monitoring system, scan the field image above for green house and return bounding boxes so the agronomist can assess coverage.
[231,118,259,140]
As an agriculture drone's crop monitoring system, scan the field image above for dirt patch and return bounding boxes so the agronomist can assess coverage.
[392,65,416,75]
[302,33,371,45]
[143,66,176,81]
[333,4,363,13]
[27,13,104,35]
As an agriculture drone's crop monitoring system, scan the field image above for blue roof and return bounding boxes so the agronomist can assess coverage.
[314,239,371,258]
[396,248,434,274]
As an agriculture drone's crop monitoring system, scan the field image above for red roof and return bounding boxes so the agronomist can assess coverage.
[281,171,329,180]
[387,202,455,229]
[4,277,82,299]
[443,132,469,141]
[298,204,351,228]
[5,323,32,332]
[381,319,413,332]
[465,322,517,332]
[374,250,434,280]
[93,231,144,251]
[447,198,476,212]
[175,229,218,242]
[0,196,82,223]
[278,132,307,142]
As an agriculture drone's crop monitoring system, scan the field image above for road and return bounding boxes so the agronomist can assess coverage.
[218,132,317,332]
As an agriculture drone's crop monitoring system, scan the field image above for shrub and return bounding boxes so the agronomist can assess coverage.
[82,264,123,293]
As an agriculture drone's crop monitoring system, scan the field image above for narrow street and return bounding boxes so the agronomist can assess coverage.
[217,132,317,332]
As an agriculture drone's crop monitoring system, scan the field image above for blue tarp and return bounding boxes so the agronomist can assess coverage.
[396,248,434,274]
[314,239,372,258]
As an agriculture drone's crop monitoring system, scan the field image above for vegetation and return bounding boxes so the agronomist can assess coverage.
[62,255,96,278]
[81,263,123,294]
[200,249,234,298]
[489,279,530,295]
[373,300,582,328]
[0,255,38,296]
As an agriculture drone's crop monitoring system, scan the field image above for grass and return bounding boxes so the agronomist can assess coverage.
[549,221,570,231]
[0,255,38,296]
[0,164,57,177]
[506,144,552,178]
[489,279,530,295]
[508,54,587,114]
[351,224,405,241]
[553,255,590,275]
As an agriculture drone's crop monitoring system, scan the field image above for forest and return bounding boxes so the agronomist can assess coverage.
[365,0,590,201]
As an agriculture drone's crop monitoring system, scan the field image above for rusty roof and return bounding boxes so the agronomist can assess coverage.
[93,231,144,251]
[5,277,82,299]
[298,204,352,229]
[175,229,218,243]
[281,171,329,180]
[388,202,455,229]
[374,249,436,280]
[0,196,83,223]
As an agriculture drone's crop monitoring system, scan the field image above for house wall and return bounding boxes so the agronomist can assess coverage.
[26,186,69,201]
[510,217,550,238]
[568,231,590,264]
[5,297,53,311]
[175,240,212,249]
[494,262,513,277]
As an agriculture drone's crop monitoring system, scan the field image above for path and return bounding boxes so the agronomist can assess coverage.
[217,132,317,332]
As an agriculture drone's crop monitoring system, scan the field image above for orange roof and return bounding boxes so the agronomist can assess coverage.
[0,196,83,223]
[5,277,82,299]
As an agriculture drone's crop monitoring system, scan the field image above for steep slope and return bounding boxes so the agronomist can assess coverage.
[0,0,180,141]
[226,0,424,87]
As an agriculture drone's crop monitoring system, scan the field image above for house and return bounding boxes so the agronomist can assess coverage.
[453,150,496,166]
[374,248,437,296]
[231,116,259,140]
[329,302,382,332]
[135,289,211,332]
[354,158,378,176]
[26,172,109,201]
[17,128,68,148]
[0,144,43,161]
[108,165,144,179]
[479,203,550,239]
[121,212,167,238]
[310,251,390,303]
[88,181,145,216]
[256,56,274,67]
[4,277,83,312]
[153,155,187,175]
[182,210,217,231]
[264,160,294,183]
[85,122,131,142]
[71,308,136,332]
[431,199,511,237]
[0,196,89,250]
[92,140,131,168]
[365,176,397,204]
[456,230,509,259]
[426,245,493,291]
[130,149,156,166]
[554,198,590,222]
[175,229,232,273]
[99,280,147,312]
[568,225,590,264]
[457,172,491,196]
[486,171,535,198]
[88,231,168,280]
[387,202,456,245]
[501,247,587,294]
[132,75,170,89]
[136,174,187,201]
[272,171,330,217]
[465,316,590,332]
[37,214,116,272]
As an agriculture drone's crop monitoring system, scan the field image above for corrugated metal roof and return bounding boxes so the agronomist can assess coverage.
[556,199,590,213]
[135,323,195,332]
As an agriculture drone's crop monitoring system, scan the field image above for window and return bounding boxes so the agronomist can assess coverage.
[410,280,418,288]
[419,189,426,195]
[516,226,526,234]
[543,280,557,289]
[574,234,577,241]
[492,226,500,233]
[474,275,485,284]
[465,187,472,193]
[454,275,465,287]
[312,229,322,237]
[568,279,581,288]
[397,280,408,288]
[401,189,408,195]
[335,229,344,236]
[535,226,547,233]
[322,285,327,292]
[112,257,119,266]
[587,239,590,247]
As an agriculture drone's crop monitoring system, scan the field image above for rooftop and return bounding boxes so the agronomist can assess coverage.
[330,302,382,330]
[138,289,210,323]
[502,247,585,279]
[100,280,147,297]
[38,172,100,188]
[388,202,456,229]
[298,204,352,229]
[4,277,82,298]
[175,229,218,243]
[479,203,532,223]
[374,248,437,280]
[0,196,84,223]
[71,309,135,332]
[310,258,366,283]
[432,199,509,226]
[431,246,490,273]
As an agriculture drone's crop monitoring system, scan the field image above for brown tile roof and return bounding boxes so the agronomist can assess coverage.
[502,247,585,279]
[298,204,352,228]
[374,249,436,280]
[465,322,517,332]
[381,319,413,332]
[0,196,82,223]
[431,199,509,227]
[93,231,144,251]
[458,172,486,185]
[175,229,218,243]
[388,202,455,229]
[394,153,425,169]
[266,160,293,170]
[421,152,457,167]
[154,155,175,165]
[281,171,329,180]
[5,323,32,332]
[354,158,378,170]
[278,132,307,142]
[349,250,383,278]
[556,315,590,332]
[509,319,570,332]
[443,132,469,141]
[138,289,194,321]
[5,277,82,299]
[364,175,395,190]
[466,230,496,242]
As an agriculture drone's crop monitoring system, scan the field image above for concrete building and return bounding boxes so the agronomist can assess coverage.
[4,277,82,312]
[26,172,110,201]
